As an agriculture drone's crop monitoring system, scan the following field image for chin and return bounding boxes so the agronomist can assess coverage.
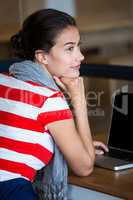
[65,71,80,78]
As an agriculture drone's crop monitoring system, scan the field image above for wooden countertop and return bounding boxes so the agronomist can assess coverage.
[69,167,133,200]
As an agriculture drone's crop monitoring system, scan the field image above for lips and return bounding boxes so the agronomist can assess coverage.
[71,65,80,70]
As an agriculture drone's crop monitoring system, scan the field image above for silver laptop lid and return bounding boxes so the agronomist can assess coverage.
[107,91,133,154]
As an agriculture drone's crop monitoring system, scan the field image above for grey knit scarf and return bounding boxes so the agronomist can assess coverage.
[9,60,68,200]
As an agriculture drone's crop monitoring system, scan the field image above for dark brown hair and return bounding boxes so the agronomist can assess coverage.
[11,9,76,60]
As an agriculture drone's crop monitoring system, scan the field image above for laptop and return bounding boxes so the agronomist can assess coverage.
[95,90,133,171]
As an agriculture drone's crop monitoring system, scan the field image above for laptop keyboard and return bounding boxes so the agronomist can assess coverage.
[105,149,133,161]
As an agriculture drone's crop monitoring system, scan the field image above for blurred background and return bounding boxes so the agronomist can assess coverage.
[0,0,133,139]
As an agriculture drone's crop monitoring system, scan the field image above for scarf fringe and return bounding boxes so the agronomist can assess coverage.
[9,60,68,200]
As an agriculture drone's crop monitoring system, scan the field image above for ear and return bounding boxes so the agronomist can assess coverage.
[35,50,48,65]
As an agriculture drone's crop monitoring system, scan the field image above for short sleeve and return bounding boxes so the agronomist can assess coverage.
[37,91,73,126]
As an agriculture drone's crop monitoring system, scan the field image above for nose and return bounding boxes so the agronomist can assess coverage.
[79,51,84,62]
[77,49,84,62]
[75,46,84,64]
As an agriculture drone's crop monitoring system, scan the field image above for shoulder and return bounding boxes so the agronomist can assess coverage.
[27,81,65,100]
[0,73,60,97]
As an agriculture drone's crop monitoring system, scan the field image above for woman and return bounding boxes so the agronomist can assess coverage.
[0,9,108,200]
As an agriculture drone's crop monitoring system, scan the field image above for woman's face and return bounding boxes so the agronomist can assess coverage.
[44,26,84,78]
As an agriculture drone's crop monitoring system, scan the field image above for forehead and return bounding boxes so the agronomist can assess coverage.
[55,26,80,45]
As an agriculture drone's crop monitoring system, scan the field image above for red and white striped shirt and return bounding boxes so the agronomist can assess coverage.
[0,73,72,182]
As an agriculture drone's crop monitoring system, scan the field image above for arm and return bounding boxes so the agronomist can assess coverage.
[47,77,95,176]
[54,76,108,156]
[70,77,95,161]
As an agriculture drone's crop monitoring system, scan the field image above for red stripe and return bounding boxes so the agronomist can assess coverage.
[0,137,53,164]
[0,111,44,132]
[0,84,46,107]
[26,81,44,87]
[27,81,58,92]
[50,92,64,98]
[17,80,59,95]
[38,109,73,126]
[0,159,36,181]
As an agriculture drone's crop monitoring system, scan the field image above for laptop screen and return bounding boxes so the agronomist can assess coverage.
[108,92,133,153]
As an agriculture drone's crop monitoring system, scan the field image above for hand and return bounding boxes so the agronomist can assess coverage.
[53,76,85,100]
[53,76,68,92]
[93,140,108,155]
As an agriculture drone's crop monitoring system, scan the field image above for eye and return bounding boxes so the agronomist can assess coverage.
[66,46,74,52]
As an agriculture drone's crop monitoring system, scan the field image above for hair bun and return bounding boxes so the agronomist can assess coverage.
[10,30,26,58]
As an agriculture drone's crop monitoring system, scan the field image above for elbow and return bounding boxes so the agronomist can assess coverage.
[80,161,94,176]
[83,162,94,176]
[77,166,94,177]
[73,164,94,177]
[71,156,95,177]
[82,152,95,176]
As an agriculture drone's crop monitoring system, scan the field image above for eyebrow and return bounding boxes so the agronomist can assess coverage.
[64,41,81,46]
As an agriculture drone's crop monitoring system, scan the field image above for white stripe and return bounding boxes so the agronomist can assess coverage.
[0,73,56,97]
[0,170,28,181]
[0,148,45,170]
[41,97,69,112]
[0,124,54,152]
[0,98,39,119]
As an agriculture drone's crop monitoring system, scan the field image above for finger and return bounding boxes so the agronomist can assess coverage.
[95,149,104,155]
[93,141,109,152]
[99,143,108,152]
[53,76,67,91]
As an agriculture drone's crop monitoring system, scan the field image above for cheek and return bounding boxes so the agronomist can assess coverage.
[62,67,80,78]
[48,63,68,77]
[47,54,75,77]
[54,57,70,75]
